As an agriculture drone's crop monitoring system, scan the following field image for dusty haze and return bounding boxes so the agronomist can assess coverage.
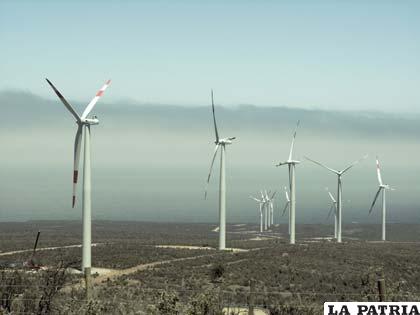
[0,91,419,223]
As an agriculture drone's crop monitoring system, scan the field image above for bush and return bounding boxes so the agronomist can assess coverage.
[0,270,23,312]
[155,291,180,315]
[186,290,223,315]
[210,263,225,282]
[0,260,74,315]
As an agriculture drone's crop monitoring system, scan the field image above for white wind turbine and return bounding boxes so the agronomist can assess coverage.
[265,191,277,227]
[369,157,394,241]
[264,191,271,229]
[46,78,111,280]
[250,195,264,233]
[276,121,300,244]
[281,186,290,234]
[261,191,269,231]
[325,187,338,239]
[305,155,368,243]
[205,90,236,250]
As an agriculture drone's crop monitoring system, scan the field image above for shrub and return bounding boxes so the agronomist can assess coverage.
[186,290,223,315]
[155,291,180,315]
[210,263,225,282]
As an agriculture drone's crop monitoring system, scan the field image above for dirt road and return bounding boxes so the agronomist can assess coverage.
[0,243,101,256]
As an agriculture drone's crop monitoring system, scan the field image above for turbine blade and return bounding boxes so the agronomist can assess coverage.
[283,186,290,202]
[304,156,339,174]
[81,79,111,120]
[282,201,289,216]
[326,204,335,220]
[72,125,83,208]
[271,191,277,199]
[288,120,300,161]
[369,187,382,214]
[249,196,261,202]
[204,145,220,199]
[328,191,336,203]
[342,154,368,174]
[211,89,219,143]
[376,157,383,186]
[45,78,81,122]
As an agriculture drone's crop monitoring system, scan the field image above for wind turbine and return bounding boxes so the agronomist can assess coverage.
[46,78,111,287]
[325,187,338,239]
[305,155,368,243]
[281,186,290,234]
[205,90,236,250]
[265,191,276,226]
[250,195,264,233]
[264,190,271,228]
[261,191,269,231]
[276,121,300,244]
[369,157,394,241]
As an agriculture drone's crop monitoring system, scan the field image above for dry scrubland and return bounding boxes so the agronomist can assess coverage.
[1,221,420,314]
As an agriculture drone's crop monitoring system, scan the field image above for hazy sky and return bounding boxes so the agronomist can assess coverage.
[1,1,420,111]
[1,1,420,225]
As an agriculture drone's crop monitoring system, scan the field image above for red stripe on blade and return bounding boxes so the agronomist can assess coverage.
[72,196,76,208]
[96,90,104,97]
[73,171,78,183]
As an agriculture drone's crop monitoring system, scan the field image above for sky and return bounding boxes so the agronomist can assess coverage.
[1,1,420,111]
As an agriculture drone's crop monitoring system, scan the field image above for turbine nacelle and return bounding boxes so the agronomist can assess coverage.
[216,137,235,145]
[380,184,394,191]
[276,160,300,167]
[82,116,99,125]
[336,169,350,176]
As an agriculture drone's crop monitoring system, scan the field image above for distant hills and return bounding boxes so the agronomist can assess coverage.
[1,90,419,139]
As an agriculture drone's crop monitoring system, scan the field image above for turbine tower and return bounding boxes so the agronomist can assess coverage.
[250,195,264,233]
[281,186,290,234]
[261,191,269,231]
[264,191,271,228]
[46,78,111,294]
[276,121,300,244]
[325,187,338,239]
[369,157,394,241]
[265,191,276,227]
[305,155,367,243]
[205,90,236,250]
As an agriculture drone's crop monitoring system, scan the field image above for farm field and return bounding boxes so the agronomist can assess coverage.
[1,221,420,314]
